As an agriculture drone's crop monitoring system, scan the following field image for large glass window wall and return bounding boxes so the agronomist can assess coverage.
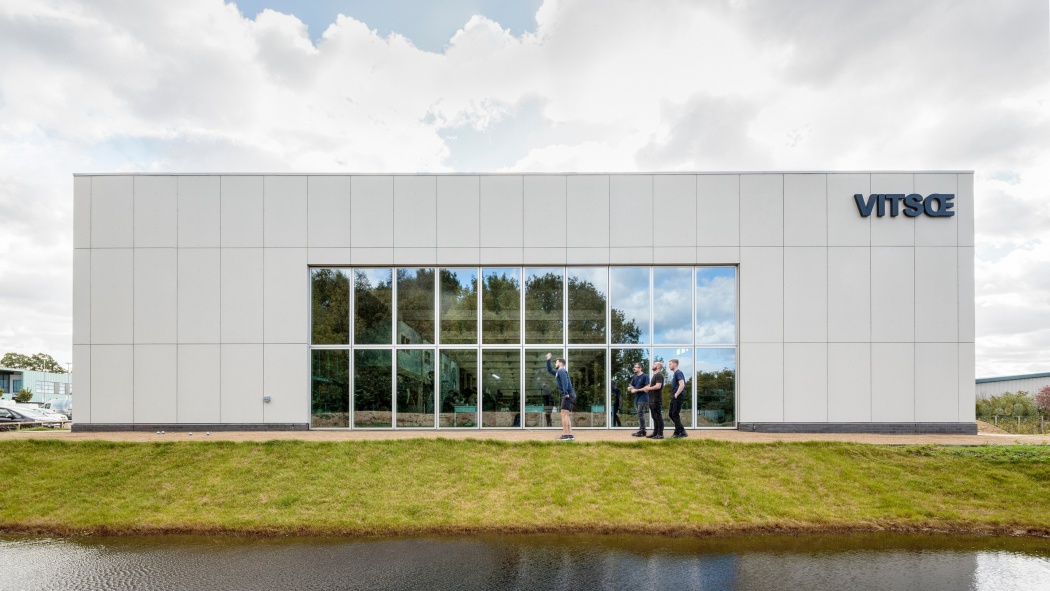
[310,266,737,430]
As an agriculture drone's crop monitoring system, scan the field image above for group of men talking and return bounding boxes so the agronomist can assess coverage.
[545,353,688,441]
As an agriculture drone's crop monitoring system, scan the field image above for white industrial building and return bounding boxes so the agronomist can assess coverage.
[72,172,976,433]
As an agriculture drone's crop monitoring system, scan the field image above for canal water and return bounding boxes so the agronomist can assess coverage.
[1,533,1048,590]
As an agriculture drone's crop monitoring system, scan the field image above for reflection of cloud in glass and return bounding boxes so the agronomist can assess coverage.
[568,267,607,294]
[484,268,520,283]
[697,268,736,344]
[525,267,561,281]
[610,267,649,343]
[357,268,391,286]
[696,348,736,374]
[653,267,691,344]
[654,347,693,376]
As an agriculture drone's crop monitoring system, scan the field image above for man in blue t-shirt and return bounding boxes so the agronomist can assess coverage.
[546,353,576,440]
[668,358,688,438]
[627,362,650,437]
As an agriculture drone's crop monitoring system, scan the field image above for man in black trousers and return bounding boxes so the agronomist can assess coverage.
[668,358,688,438]
[646,361,665,439]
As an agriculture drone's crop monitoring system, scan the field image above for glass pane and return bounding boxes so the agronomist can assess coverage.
[697,267,737,345]
[653,267,692,344]
[654,347,693,429]
[396,349,434,427]
[440,269,478,344]
[353,349,392,428]
[524,352,558,428]
[696,348,736,427]
[396,268,435,344]
[311,349,349,427]
[568,349,607,428]
[482,268,521,344]
[481,349,520,428]
[610,267,649,345]
[354,269,393,344]
[568,268,607,344]
[438,349,478,427]
[524,268,563,344]
[311,268,350,345]
[611,348,649,429]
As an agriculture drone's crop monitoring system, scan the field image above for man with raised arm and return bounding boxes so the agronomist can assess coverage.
[546,353,576,441]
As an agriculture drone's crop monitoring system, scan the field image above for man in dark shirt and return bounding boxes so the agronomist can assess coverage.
[646,361,665,439]
[627,362,649,437]
[668,358,688,438]
[546,353,576,440]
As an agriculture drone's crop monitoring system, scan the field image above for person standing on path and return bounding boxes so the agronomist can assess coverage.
[627,362,650,437]
[611,381,622,427]
[546,353,576,440]
[668,358,688,438]
[646,361,666,439]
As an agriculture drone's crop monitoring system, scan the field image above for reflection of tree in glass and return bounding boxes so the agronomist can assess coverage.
[311,269,350,344]
[568,276,606,343]
[354,350,392,412]
[397,268,435,343]
[354,271,392,344]
[696,367,735,425]
[482,272,520,343]
[525,272,562,343]
[311,350,349,423]
[440,270,477,343]
[568,350,604,409]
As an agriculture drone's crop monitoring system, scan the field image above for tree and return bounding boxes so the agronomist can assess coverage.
[976,391,1039,417]
[14,388,33,403]
[1036,386,1050,414]
[311,269,351,344]
[1,352,67,373]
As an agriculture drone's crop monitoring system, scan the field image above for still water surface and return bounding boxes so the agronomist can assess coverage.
[1,533,1049,591]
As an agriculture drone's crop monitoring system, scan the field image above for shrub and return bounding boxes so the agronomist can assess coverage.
[976,391,1039,418]
[14,388,33,403]
[1036,386,1050,413]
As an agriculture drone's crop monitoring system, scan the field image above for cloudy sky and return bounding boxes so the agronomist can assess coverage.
[0,0,1047,378]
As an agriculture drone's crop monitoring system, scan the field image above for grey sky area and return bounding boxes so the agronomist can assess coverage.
[0,0,1047,378]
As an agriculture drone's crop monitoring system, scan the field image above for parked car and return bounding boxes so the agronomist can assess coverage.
[44,398,72,420]
[0,406,37,427]
[9,406,65,427]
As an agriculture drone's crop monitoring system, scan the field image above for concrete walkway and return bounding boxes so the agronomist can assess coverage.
[6,428,1050,445]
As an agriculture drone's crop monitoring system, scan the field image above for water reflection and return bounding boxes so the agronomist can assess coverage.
[2,533,1047,591]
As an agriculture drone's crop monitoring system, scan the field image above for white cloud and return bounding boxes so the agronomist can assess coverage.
[0,0,1047,377]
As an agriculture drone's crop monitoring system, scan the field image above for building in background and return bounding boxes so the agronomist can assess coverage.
[71,172,976,433]
[0,367,72,403]
[976,373,1050,399]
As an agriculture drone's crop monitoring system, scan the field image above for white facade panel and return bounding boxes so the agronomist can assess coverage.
[567,175,610,248]
[915,247,958,342]
[827,343,871,422]
[394,247,437,265]
[739,174,783,246]
[654,247,696,265]
[74,175,91,249]
[871,343,915,422]
[784,247,828,343]
[177,344,220,423]
[264,248,308,344]
[654,175,696,247]
[90,249,133,344]
[264,175,308,248]
[827,247,870,342]
[696,174,739,247]
[265,344,309,423]
[609,175,650,247]
[524,175,567,248]
[220,176,264,248]
[350,176,394,248]
[91,176,133,248]
[870,173,915,247]
[73,249,90,345]
[134,248,177,344]
[957,174,975,247]
[133,344,177,423]
[134,175,177,248]
[696,246,740,265]
[958,247,975,343]
[827,173,870,247]
[740,247,783,342]
[959,344,976,421]
[436,176,479,248]
[220,248,264,343]
[73,344,91,423]
[914,173,958,246]
[480,175,523,248]
[178,176,220,247]
[220,344,264,423]
[870,247,914,343]
[91,345,133,423]
[307,176,351,248]
[394,175,437,248]
[177,248,220,343]
[739,343,783,422]
[784,174,827,247]
[915,343,958,421]
[783,343,828,422]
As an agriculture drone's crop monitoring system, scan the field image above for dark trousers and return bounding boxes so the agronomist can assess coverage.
[636,400,648,433]
[669,396,685,434]
[612,402,622,426]
[649,399,664,435]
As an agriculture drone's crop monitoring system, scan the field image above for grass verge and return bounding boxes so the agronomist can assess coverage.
[2,439,1049,538]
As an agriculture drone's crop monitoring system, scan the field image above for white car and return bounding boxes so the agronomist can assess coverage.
[11,406,67,427]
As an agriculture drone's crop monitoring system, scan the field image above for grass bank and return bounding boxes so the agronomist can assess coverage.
[2,439,1049,537]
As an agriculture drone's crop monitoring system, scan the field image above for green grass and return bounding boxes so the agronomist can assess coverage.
[2,439,1049,537]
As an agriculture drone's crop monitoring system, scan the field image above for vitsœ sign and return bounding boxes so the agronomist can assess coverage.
[854,194,955,218]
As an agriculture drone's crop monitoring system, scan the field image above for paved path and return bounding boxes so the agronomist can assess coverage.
[6,428,1050,445]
